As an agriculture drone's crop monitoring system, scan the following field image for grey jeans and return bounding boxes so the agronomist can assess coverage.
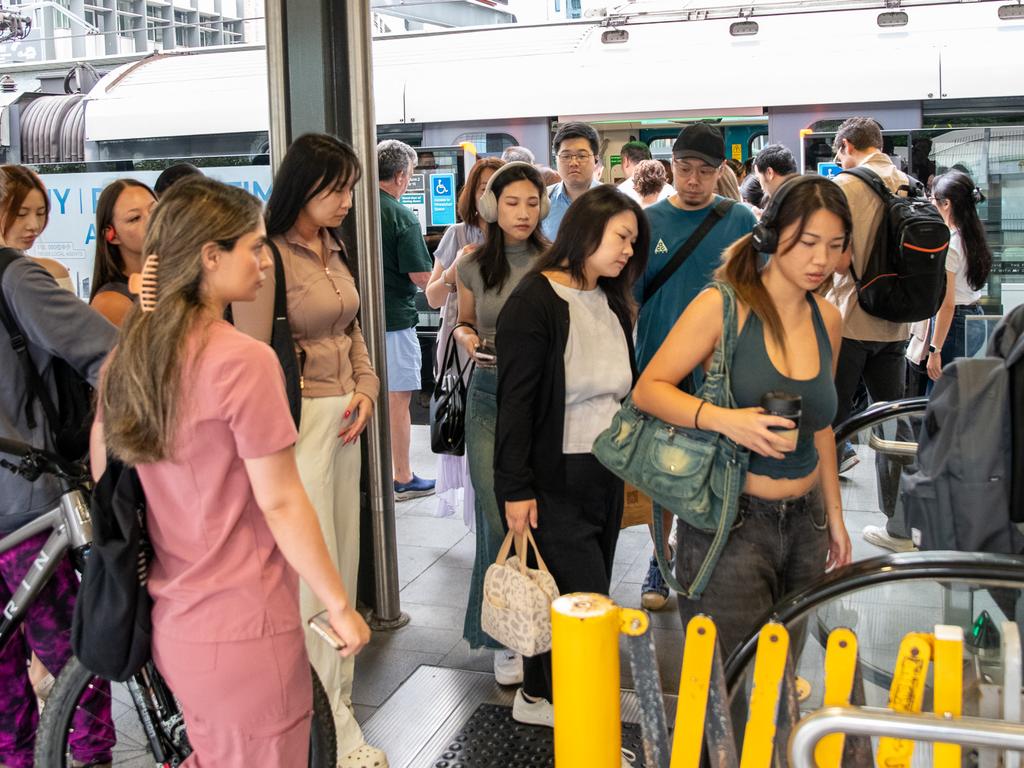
[675,486,830,661]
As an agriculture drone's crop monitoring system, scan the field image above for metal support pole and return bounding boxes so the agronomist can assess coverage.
[263,0,289,173]
[789,707,1024,768]
[342,0,406,630]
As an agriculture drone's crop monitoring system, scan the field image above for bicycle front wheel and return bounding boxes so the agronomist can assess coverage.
[36,656,191,767]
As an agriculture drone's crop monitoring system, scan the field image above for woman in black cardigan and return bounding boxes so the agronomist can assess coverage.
[494,185,650,726]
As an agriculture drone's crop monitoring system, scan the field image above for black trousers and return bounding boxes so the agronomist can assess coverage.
[833,337,909,427]
[522,454,623,702]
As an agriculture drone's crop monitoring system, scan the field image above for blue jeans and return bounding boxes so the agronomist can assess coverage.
[463,366,504,649]
[925,304,985,397]
[943,304,985,364]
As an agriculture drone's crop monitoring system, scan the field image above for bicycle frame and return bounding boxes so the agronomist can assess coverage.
[0,488,92,648]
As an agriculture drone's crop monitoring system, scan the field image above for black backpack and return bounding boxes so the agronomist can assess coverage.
[0,248,95,461]
[72,457,153,681]
[842,166,950,324]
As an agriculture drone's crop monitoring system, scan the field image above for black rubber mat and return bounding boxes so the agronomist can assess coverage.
[431,703,647,767]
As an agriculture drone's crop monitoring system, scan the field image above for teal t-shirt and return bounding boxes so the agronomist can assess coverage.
[379,190,433,332]
[634,196,757,372]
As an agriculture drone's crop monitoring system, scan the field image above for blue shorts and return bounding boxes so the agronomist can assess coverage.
[385,327,422,392]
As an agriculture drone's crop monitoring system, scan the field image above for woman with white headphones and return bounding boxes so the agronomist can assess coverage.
[451,161,549,686]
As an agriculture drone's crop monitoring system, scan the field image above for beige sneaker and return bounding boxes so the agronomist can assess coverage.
[862,525,917,553]
[339,744,388,768]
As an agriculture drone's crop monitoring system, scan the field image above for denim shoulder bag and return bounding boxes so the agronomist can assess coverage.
[592,281,749,599]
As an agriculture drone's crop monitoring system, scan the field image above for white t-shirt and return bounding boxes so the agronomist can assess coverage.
[618,176,674,205]
[945,229,984,306]
[546,279,631,454]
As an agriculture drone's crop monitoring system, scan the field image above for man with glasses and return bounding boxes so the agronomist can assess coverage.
[541,122,603,240]
[633,123,757,611]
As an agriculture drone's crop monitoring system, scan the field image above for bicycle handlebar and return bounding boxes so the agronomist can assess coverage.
[0,437,87,484]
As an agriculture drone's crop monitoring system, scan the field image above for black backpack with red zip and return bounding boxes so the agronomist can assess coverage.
[842,165,950,324]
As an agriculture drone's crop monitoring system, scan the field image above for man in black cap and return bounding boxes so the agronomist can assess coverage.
[632,123,757,611]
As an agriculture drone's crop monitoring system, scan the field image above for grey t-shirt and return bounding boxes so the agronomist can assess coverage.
[1,254,116,533]
[457,240,540,345]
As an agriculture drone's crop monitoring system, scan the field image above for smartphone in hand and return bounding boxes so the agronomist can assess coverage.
[308,610,346,650]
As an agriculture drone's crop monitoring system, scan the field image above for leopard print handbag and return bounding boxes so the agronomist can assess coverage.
[481,529,560,657]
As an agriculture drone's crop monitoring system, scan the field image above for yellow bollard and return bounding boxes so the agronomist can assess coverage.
[551,593,622,768]
[814,628,858,768]
[933,625,964,768]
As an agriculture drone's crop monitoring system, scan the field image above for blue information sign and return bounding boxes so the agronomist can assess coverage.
[429,173,456,227]
[817,162,843,180]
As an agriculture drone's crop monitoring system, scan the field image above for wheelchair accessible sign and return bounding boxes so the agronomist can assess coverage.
[429,173,456,227]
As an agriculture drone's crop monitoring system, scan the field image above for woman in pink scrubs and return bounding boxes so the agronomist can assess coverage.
[91,176,370,767]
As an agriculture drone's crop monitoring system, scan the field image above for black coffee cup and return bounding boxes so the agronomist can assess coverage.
[761,391,801,443]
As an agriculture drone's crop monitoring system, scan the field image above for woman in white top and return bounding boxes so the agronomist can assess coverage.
[493,185,649,731]
[925,170,992,381]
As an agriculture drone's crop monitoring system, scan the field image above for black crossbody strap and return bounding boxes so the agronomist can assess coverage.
[0,249,60,433]
[642,198,735,304]
[268,239,288,323]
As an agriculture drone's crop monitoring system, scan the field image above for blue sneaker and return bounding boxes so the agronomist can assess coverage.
[641,552,670,611]
[394,474,435,501]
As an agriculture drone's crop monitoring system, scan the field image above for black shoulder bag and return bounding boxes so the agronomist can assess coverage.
[430,331,474,455]
[642,198,735,304]
[71,457,153,681]
[266,240,304,428]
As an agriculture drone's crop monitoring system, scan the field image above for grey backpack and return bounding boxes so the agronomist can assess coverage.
[901,319,1024,553]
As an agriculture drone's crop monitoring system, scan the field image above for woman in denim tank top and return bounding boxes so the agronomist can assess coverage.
[633,176,854,659]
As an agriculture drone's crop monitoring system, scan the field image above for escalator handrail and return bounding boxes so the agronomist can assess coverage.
[723,551,1024,690]
[833,396,929,446]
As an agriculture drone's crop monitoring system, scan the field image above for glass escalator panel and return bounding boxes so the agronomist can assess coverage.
[724,553,1024,768]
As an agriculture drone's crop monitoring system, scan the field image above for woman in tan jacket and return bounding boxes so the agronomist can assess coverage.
[232,133,384,768]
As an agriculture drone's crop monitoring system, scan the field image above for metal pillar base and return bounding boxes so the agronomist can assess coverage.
[368,610,411,632]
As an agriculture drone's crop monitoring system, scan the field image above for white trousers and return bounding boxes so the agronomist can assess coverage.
[294,392,364,759]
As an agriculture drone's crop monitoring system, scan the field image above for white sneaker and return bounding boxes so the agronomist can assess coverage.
[512,688,554,728]
[493,649,523,686]
[862,525,917,553]
[621,747,637,766]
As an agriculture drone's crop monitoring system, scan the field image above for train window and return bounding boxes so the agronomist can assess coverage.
[649,138,673,159]
[452,132,517,155]
[748,132,769,157]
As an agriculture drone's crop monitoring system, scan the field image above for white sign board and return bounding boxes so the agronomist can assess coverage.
[33,166,273,298]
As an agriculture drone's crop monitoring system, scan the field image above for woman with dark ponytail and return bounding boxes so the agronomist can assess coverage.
[633,175,853,659]
[924,170,992,381]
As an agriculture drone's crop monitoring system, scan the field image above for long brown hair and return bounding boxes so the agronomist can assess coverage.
[89,178,157,300]
[0,164,49,236]
[101,177,263,464]
[715,176,851,348]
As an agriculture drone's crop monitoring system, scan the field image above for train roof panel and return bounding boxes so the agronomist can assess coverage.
[84,49,269,142]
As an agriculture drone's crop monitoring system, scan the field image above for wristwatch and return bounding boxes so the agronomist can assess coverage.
[928,344,938,354]
[443,268,457,292]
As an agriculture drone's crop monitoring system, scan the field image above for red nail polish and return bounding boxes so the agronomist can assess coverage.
[344,411,350,418]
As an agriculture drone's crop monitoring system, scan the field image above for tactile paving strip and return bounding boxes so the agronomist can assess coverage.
[431,703,647,768]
